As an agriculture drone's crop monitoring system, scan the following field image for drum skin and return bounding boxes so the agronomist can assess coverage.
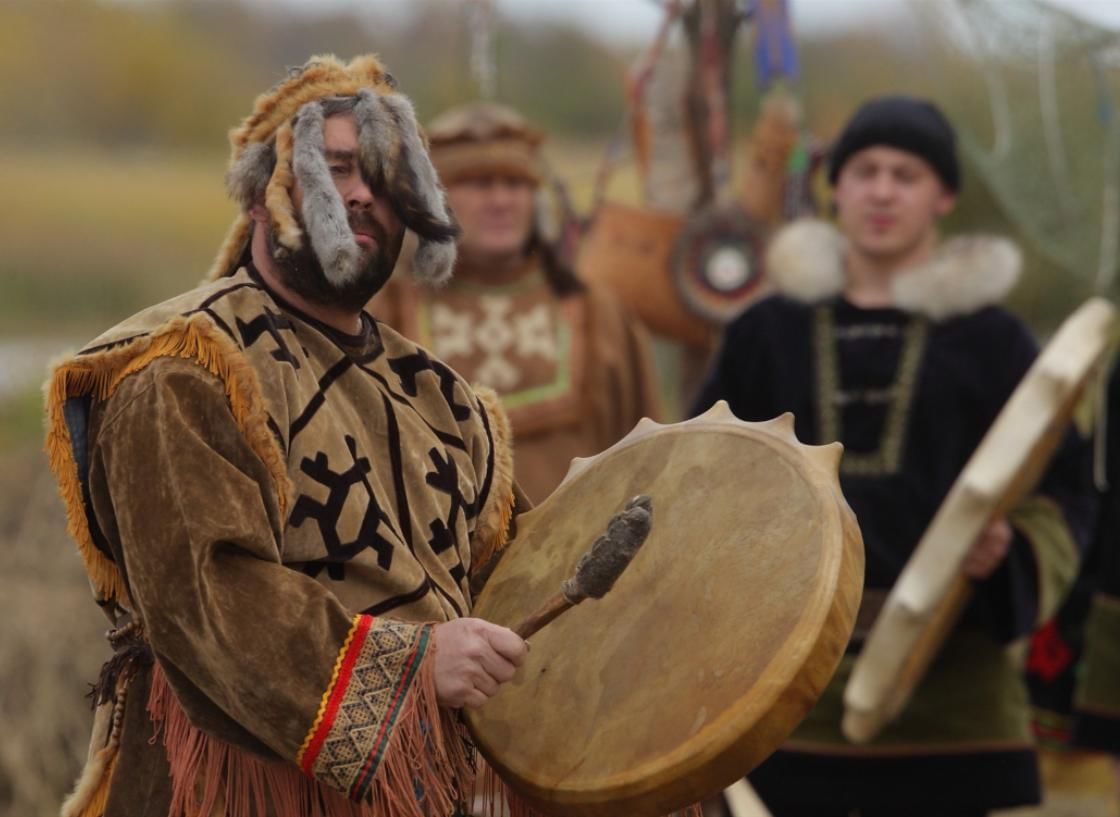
[466,403,864,817]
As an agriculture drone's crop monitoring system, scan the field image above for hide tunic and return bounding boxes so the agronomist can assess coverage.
[691,221,1096,815]
[46,266,515,817]
[372,260,661,504]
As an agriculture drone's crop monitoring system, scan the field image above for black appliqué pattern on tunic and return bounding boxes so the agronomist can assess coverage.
[236,307,302,369]
[290,435,400,578]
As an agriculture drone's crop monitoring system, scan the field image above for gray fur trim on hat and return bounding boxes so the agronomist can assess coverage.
[292,100,364,287]
[353,89,397,186]
[375,93,458,285]
[226,142,276,210]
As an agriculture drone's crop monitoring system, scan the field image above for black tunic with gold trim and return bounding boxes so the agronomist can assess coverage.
[691,220,1096,815]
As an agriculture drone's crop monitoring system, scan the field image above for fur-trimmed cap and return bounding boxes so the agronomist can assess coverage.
[426,102,546,187]
[210,54,458,286]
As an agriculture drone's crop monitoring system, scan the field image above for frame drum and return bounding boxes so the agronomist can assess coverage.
[467,402,864,817]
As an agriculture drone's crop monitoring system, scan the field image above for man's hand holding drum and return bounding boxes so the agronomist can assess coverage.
[433,619,528,708]
[962,516,1013,580]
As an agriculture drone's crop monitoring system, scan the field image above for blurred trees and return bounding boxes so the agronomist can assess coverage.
[0,0,1116,330]
[0,0,628,149]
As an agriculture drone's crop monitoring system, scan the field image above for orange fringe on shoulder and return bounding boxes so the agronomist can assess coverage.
[472,387,516,570]
[44,313,292,605]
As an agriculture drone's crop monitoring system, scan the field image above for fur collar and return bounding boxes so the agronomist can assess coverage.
[764,218,1021,321]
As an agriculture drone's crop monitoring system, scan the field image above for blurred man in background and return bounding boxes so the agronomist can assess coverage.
[372,102,660,504]
[692,95,1097,816]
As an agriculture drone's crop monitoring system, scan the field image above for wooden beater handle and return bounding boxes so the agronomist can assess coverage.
[513,593,573,640]
[511,495,653,640]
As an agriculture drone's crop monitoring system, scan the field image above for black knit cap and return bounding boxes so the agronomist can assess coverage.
[827,95,960,192]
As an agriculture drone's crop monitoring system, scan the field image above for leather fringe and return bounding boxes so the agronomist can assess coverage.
[148,659,474,817]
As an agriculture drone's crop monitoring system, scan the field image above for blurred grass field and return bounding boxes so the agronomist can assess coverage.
[0,141,634,341]
[0,148,235,339]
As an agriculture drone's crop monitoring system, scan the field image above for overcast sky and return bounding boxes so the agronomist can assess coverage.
[246,0,1120,41]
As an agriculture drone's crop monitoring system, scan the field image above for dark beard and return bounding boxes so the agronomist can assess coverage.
[267,211,403,312]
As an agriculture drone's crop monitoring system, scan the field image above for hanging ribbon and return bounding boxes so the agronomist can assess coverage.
[753,0,798,88]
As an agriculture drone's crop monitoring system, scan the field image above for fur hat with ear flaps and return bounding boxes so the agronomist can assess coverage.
[212,54,458,286]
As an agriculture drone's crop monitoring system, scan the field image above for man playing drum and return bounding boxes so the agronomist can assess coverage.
[370,102,661,504]
[46,55,528,817]
[692,96,1097,816]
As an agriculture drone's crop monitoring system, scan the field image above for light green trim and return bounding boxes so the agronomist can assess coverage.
[417,297,433,346]
[790,629,1032,750]
[501,317,572,410]
[814,306,929,477]
[1075,594,1120,716]
[1007,494,1080,625]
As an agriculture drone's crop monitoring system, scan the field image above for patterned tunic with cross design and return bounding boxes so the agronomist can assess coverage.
[46,265,516,817]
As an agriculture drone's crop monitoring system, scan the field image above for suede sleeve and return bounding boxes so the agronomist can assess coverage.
[88,356,438,799]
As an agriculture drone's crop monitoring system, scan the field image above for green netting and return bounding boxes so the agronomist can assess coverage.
[931,0,1120,293]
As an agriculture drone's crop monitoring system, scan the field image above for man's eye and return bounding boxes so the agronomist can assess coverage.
[330,165,348,175]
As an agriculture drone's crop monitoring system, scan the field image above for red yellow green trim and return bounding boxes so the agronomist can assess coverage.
[351,625,429,798]
[295,616,436,800]
[298,614,369,773]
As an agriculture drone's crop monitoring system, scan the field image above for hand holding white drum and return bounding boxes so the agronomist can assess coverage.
[843,297,1119,744]
[467,402,864,817]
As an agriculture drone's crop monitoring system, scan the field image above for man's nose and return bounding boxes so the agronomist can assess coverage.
[346,177,375,209]
[869,173,895,199]
[490,181,519,205]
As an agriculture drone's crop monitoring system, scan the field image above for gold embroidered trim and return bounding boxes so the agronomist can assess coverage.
[814,306,928,476]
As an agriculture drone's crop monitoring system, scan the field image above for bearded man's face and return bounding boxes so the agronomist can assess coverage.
[273,111,405,311]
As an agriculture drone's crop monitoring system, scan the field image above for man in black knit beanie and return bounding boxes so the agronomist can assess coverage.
[693,95,1096,817]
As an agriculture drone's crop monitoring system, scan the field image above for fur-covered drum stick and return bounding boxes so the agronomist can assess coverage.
[513,495,653,639]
